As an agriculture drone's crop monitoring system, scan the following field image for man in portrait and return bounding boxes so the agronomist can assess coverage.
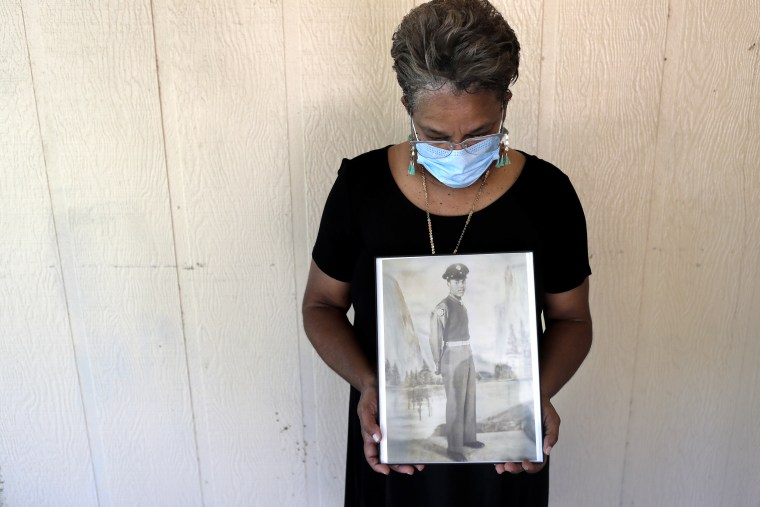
[429,263,484,461]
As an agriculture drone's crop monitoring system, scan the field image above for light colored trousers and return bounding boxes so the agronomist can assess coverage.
[441,344,477,453]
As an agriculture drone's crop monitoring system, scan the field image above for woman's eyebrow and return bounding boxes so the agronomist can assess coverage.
[413,120,448,136]
[419,121,494,138]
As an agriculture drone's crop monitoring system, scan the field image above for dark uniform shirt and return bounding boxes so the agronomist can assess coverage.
[436,295,470,343]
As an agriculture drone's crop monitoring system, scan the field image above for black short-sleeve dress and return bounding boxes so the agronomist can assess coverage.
[312,146,591,507]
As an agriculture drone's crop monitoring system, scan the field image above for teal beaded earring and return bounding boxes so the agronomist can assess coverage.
[495,127,510,168]
[408,135,417,175]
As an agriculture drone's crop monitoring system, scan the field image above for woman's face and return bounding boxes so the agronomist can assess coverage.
[410,90,505,146]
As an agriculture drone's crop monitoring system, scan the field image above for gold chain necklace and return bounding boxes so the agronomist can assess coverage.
[421,167,490,255]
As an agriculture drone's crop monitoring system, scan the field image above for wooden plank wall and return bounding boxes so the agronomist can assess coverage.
[0,0,757,506]
[0,3,98,505]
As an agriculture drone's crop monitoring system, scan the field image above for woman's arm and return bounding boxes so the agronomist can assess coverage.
[539,276,593,399]
[302,261,374,392]
[496,277,592,475]
[302,261,423,475]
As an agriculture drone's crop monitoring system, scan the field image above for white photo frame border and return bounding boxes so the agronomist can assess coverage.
[376,252,543,465]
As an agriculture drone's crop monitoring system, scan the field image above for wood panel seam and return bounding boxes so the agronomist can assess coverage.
[618,1,673,504]
[17,2,103,505]
[717,49,760,501]
[147,1,206,504]
[281,0,317,504]
[535,0,556,158]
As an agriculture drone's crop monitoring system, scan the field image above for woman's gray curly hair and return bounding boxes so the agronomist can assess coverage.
[391,0,520,112]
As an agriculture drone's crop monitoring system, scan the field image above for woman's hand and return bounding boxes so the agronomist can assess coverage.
[494,397,559,475]
[358,384,425,476]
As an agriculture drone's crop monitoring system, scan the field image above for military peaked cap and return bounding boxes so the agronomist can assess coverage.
[442,263,469,280]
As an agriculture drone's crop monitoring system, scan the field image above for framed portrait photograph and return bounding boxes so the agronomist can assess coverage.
[376,252,542,465]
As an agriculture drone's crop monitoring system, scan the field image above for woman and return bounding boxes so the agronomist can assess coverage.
[302,0,592,505]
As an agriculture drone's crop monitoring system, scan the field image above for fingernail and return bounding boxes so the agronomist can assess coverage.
[372,433,380,443]
[545,445,552,455]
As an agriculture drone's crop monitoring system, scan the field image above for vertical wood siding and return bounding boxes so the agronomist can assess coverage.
[13,1,202,505]
[542,1,670,505]
[0,0,758,506]
[152,0,307,504]
[621,1,760,504]
[0,3,97,505]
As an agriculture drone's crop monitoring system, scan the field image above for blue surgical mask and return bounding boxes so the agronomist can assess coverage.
[415,135,501,189]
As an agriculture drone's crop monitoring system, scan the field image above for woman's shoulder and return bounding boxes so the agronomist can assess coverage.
[508,151,587,232]
[515,151,578,198]
[329,146,396,206]
[520,152,571,182]
[338,146,392,178]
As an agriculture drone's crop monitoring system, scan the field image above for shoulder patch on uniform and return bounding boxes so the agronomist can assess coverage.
[436,307,445,317]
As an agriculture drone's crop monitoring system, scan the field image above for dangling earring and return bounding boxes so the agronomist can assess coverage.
[495,127,511,168]
[408,135,417,175]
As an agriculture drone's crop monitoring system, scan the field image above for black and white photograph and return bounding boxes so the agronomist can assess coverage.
[376,252,542,465]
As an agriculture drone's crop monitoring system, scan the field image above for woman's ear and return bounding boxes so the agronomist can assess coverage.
[401,96,411,114]
[501,90,513,119]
